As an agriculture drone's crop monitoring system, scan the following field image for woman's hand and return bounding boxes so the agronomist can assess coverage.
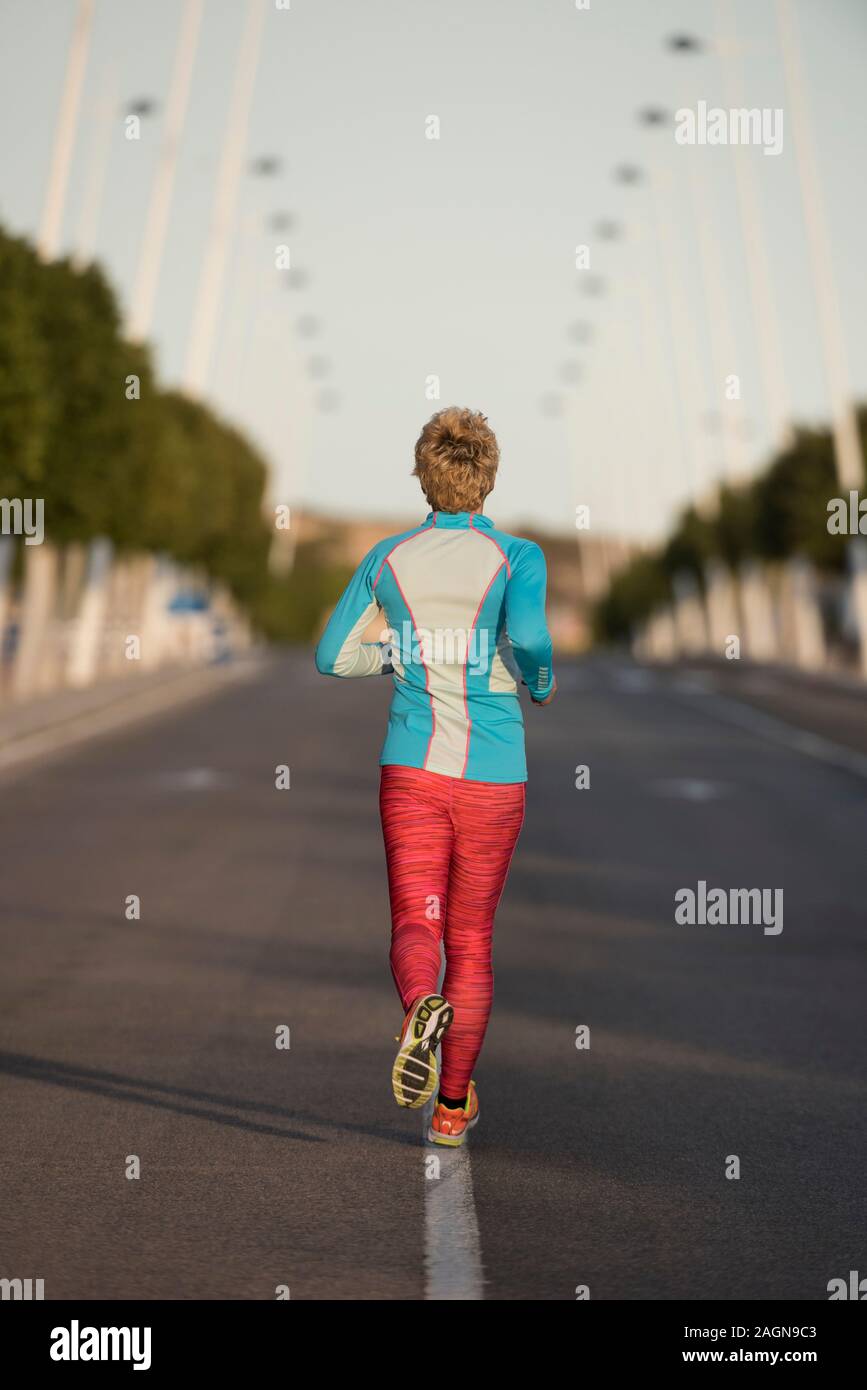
[532,676,557,707]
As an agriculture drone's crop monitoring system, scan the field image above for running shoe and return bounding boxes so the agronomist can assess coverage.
[391,994,453,1109]
[428,1080,479,1146]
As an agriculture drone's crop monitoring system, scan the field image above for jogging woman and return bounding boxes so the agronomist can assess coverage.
[315,407,556,1145]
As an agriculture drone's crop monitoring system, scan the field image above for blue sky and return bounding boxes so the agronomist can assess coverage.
[2,0,866,539]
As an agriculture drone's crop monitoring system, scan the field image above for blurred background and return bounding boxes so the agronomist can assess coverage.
[1,0,866,705]
[1,0,866,1303]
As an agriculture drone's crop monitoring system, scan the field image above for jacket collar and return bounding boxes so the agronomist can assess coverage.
[425,511,493,530]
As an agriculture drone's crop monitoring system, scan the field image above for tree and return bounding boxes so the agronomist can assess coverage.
[593,552,671,643]
[660,505,714,583]
[0,231,53,497]
[712,483,759,567]
[753,426,844,571]
[34,256,147,544]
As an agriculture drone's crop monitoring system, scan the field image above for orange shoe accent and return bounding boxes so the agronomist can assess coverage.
[427,1080,480,1147]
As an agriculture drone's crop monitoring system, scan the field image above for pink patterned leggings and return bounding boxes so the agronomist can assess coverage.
[379,764,526,1098]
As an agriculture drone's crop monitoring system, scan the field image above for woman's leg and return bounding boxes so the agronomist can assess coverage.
[439,779,525,1100]
[379,765,454,1010]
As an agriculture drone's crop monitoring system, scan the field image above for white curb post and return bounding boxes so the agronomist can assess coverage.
[848,538,867,676]
[139,556,176,671]
[0,536,15,695]
[13,543,60,699]
[704,559,740,659]
[672,571,709,656]
[66,538,113,688]
[737,560,779,663]
[642,608,677,662]
[780,556,826,672]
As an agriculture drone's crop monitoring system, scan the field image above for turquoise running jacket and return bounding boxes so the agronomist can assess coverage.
[314,510,555,783]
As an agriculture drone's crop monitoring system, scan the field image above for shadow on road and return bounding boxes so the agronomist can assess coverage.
[0,1050,420,1148]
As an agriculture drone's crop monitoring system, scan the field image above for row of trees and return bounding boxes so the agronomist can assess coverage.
[594,413,867,643]
[0,226,335,640]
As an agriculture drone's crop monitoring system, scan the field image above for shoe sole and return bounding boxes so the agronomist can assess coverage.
[427,1112,480,1147]
[391,995,453,1109]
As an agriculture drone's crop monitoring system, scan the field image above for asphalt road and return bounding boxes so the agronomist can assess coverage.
[1,652,865,1300]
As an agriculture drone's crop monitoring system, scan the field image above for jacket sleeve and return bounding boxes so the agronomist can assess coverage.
[314,546,392,678]
[504,541,555,701]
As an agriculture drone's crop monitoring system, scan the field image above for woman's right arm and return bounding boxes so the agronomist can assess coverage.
[314,547,391,678]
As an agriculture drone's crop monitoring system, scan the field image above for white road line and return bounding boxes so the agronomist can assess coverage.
[422,1099,485,1300]
[669,686,867,781]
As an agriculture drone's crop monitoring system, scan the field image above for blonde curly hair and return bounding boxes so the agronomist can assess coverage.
[413,407,499,513]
